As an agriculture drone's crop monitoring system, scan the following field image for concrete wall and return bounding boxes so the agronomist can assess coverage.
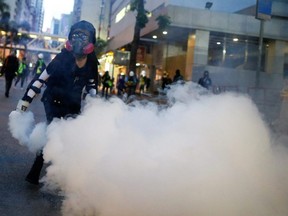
[108,2,288,50]
[192,66,285,123]
[272,1,288,18]
[168,6,288,41]
[167,0,255,12]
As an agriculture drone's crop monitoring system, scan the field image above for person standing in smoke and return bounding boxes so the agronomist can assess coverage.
[172,69,184,83]
[116,73,126,96]
[198,70,212,90]
[0,50,19,97]
[101,71,112,99]
[14,20,99,185]
[161,71,172,90]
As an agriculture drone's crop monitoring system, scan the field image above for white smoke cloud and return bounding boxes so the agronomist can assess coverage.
[10,82,288,215]
[8,111,47,153]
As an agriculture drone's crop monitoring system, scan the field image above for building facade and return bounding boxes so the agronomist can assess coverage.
[72,0,111,40]
[4,0,44,32]
[106,0,288,122]
[108,0,288,77]
[30,0,44,32]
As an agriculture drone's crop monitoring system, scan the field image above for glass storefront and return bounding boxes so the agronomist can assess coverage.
[208,32,267,71]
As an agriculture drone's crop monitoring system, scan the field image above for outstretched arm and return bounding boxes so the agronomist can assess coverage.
[17,69,50,112]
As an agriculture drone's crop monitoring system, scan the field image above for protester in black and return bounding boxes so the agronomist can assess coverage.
[101,71,112,98]
[162,71,172,90]
[116,73,126,96]
[0,50,19,97]
[15,20,99,185]
[173,69,184,83]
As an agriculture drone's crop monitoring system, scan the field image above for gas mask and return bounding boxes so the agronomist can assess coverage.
[66,29,94,58]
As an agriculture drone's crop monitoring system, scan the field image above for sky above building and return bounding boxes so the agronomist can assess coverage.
[42,0,74,32]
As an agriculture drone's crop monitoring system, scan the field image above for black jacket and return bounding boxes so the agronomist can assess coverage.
[42,49,98,113]
[1,55,19,79]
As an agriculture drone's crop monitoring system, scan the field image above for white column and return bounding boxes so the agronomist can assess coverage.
[194,30,210,66]
[185,30,210,80]
[265,40,286,74]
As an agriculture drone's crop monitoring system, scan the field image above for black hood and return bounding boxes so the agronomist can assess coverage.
[68,20,96,44]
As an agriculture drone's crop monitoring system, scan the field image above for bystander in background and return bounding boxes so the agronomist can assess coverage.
[198,70,212,90]
[0,50,19,97]
[173,69,184,83]
[14,57,29,90]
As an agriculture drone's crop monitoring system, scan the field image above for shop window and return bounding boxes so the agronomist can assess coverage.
[208,33,262,71]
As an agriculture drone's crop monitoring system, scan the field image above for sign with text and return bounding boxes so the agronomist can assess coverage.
[256,0,272,20]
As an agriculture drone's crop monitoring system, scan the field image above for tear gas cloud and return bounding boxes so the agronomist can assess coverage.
[9,82,288,216]
[9,111,47,153]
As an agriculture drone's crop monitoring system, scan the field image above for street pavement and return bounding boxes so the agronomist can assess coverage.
[0,77,62,216]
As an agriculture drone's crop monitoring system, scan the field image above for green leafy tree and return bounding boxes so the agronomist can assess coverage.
[155,14,171,30]
[0,1,10,32]
[0,0,9,17]
[129,0,148,73]
[19,21,31,32]
[94,38,108,58]
[0,11,10,31]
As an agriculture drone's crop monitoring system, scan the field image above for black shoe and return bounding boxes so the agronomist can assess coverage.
[5,92,9,98]
[25,176,39,185]
[25,153,44,185]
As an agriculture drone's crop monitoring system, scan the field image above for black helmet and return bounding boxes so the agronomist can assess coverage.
[68,20,96,44]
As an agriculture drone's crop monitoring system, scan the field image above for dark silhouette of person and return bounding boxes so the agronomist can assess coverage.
[173,69,184,83]
[198,70,212,89]
[162,71,172,90]
[125,71,137,97]
[101,71,112,98]
[145,77,151,91]
[116,73,126,96]
[0,50,19,97]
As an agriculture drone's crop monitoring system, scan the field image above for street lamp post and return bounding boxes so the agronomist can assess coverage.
[255,0,272,87]
[256,19,264,85]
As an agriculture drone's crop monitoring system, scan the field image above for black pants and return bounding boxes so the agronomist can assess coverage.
[14,75,26,88]
[25,151,44,185]
[26,100,80,185]
[5,76,14,97]
[126,86,136,97]
[102,85,110,98]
